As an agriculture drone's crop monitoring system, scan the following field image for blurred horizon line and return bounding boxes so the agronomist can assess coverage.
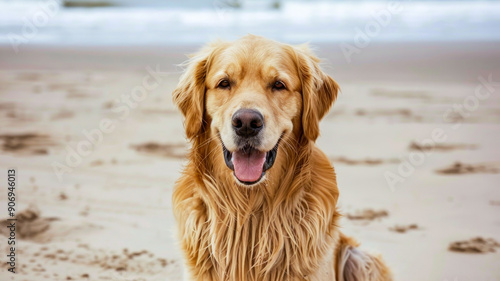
[0,0,499,47]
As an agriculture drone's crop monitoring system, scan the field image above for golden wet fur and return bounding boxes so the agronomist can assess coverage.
[172,35,392,281]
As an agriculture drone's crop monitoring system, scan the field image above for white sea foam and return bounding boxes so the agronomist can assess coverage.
[0,0,499,46]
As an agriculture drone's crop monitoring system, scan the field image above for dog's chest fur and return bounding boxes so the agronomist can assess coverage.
[176,174,340,281]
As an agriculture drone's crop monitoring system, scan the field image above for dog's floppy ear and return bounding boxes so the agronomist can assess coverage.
[173,42,225,139]
[337,238,393,281]
[293,45,340,141]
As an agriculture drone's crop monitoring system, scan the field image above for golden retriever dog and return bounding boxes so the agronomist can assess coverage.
[172,35,392,281]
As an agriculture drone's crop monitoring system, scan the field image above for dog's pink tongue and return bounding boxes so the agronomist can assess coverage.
[232,149,266,183]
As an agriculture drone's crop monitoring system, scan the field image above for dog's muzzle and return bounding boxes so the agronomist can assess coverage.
[221,108,279,185]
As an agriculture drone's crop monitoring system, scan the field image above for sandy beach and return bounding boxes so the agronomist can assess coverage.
[1,41,500,280]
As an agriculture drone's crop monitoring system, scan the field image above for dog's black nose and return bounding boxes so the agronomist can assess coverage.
[232,109,264,138]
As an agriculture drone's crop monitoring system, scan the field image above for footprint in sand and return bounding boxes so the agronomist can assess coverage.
[409,141,478,152]
[131,142,186,159]
[0,206,58,239]
[389,224,419,233]
[346,209,389,221]
[449,237,500,253]
[331,156,399,166]
[0,133,55,155]
[436,162,500,175]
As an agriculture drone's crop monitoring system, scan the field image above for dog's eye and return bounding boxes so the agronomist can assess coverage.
[273,81,286,91]
[217,80,230,89]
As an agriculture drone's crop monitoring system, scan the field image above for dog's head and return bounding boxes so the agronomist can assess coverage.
[173,35,339,187]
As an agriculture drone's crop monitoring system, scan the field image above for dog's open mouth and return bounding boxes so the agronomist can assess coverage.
[223,142,279,185]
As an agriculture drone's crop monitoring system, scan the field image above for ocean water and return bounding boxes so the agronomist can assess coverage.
[0,0,499,46]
